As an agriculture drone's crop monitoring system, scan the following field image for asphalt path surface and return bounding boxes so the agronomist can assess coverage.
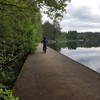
[14,44,100,100]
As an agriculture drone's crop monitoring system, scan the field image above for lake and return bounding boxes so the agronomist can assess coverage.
[60,47,100,73]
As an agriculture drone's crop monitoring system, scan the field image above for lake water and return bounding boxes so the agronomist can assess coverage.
[60,47,100,73]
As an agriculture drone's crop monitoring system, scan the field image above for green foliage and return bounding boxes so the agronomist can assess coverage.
[0,88,19,100]
[0,0,70,20]
[0,0,42,89]
[0,68,17,88]
[0,83,6,89]
[61,31,100,49]
[36,0,71,19]
[67,31,78,40]
[48,30,100,50]
[42,21,67,50]
[42,21,61,40]
[66,31,100,43]
[55,34,66,50]
[0,1,43,99]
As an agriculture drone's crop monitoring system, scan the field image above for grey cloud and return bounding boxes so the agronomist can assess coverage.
[69,6,100,23]
[60,6,100,32]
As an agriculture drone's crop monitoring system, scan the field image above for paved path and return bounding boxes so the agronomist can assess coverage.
[14,44,100,100]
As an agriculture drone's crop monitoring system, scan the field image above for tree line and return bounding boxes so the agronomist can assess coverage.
[66,31,100,43]
[42,22,100,50]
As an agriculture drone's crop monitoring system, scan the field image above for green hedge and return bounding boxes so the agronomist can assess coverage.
[0,0,41,89]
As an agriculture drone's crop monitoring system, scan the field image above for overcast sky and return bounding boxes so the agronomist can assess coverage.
[42,0,100,32]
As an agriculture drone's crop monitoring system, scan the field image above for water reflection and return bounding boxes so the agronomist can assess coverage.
[49,41,100,51]
[67,41,77,49]
[49,41,100,73]
[60,47,100,73]
[66,41,100,50]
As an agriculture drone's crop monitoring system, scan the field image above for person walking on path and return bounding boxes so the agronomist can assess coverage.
[41,37,48,53]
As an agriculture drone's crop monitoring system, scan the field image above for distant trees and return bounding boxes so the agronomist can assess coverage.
[53,31,100,50]
[78,32,100,43]
[42,21,69,50]
[42,21,61,40]
[66,31,100,43]
[67,31,78,40]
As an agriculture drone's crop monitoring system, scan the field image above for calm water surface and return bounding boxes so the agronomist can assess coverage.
[60,47,100,73]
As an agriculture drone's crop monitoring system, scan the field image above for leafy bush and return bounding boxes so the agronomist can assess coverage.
[0,0,41,88]
[0,88,19,100]
[0,68,18,88]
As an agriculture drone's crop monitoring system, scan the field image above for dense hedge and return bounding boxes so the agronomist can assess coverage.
[0,1,42,88]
